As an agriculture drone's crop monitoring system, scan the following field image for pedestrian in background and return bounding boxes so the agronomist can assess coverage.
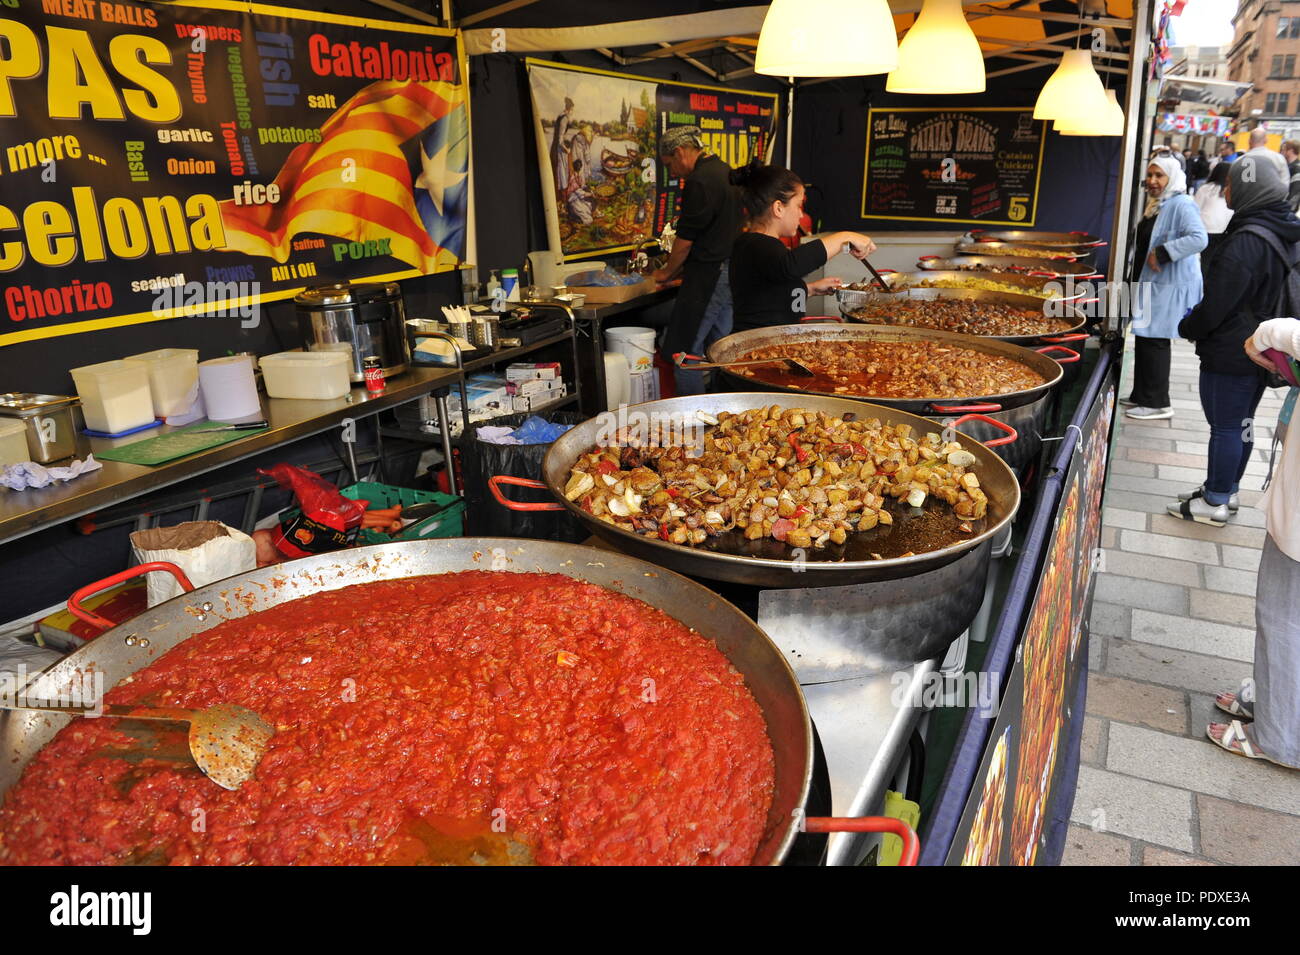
[1125,156,1207,420]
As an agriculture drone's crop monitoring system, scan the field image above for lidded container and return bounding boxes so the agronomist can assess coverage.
[260,351,352,400]
[0,418,27,467]
[70,360,155,435]
[0,393,81,463]
[123,348,200,417]
[294,282,410,383]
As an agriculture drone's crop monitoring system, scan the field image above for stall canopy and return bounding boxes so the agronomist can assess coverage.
[450,0,1137,85]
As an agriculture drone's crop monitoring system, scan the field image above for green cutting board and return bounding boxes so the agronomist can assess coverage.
[95,423,269,466]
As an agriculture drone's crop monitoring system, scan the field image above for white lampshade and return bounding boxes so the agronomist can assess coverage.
[887,0,986,93]
[1034,49,1107,122]
[1056,89,1126,137]
[756,0,898,77]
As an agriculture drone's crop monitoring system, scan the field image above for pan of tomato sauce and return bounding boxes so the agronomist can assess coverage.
[0,539,815,866]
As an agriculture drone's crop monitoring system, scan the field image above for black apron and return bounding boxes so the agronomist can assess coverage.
[661,259,723,361]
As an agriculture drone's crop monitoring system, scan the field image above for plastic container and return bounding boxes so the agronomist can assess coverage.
[602,351,630,411]
[123,348,199,417]
[0,418,29,466]
[340,482,465,544]
[603,326,656,374]
[70,360,155,435]
[260,351,351,400]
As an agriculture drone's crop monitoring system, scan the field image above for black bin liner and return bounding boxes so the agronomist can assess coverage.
[457,412,590,542]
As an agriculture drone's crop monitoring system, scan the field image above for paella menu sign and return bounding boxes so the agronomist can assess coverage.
[527,59,778,261]
[0,1,468,346]
[950,374,1116,866]
[860,108,1046,228]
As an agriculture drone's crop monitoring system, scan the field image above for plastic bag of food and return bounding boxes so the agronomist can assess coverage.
[257,464,368,559]
[129,521,256,606]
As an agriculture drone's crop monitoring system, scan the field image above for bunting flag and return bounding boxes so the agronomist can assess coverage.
[218,79,467,271]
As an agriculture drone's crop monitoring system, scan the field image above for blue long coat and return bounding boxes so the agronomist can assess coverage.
[1132,193,1207,339]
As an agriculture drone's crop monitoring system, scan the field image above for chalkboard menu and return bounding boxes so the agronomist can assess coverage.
[860,108,1047,227]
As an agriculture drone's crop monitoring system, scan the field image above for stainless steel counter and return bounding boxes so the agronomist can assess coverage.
[0,365,461,547]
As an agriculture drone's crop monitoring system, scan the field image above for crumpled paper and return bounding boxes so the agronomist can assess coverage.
[1,455,102,490]
[475,426,521,445]
[475,417,574,446]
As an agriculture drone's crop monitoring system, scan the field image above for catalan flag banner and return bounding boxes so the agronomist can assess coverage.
[0,1,467,346]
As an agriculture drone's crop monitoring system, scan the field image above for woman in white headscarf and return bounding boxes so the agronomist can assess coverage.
[1124,155,1207,420]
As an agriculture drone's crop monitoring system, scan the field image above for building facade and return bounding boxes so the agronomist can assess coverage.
[1228,0,1300,133]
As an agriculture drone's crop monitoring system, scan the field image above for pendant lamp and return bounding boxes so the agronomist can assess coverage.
[887,0,986,94]
[1056,89,1126,137]
[1034,49,1108,122]
[756,0,898,77]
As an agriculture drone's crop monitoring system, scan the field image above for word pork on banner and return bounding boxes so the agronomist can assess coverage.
[0,0,469,346]
[526,59,778,261]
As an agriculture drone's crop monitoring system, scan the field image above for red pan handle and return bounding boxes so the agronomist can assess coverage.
[1026,270,1059,278]
[489,475,565,512]
[804,816,919,866]
[929,402,1002,414]
[875,267,897,274]
[918,255,941,261]
[802,315,844,323]
[67,561,195,633]
[952,413,1018,448]
[673,352,706,367]
[1041,332,1089,343]
[1036,344,1081,364]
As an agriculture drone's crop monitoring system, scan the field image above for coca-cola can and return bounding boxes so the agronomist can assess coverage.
[363,356,385,395]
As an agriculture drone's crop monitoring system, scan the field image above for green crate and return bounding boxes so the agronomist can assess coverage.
[340,481,465,544]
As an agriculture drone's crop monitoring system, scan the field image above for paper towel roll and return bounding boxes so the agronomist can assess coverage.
[603,351,630,412]
[199,356,261,421]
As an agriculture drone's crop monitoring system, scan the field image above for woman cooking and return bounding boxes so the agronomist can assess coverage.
[728,162,877,330]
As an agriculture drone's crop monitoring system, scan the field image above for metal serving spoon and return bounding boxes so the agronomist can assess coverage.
[0,700,274,791]
[674,352,816,376]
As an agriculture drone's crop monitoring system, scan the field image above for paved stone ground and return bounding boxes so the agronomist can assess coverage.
[1063,338,1300,866]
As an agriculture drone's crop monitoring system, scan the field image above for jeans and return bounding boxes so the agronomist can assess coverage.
[672,263,733,396]
[1200,369,1267,505]
[1130,336,1171,408]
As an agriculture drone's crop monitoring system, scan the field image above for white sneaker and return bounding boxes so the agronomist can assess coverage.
[1168,497,1228,526]
[1178,485,1240,513]
[1119,396,1138,407]
[1125,406,1174,420]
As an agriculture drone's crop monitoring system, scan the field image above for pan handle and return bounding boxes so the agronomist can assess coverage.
[917,255,941,261]
[1026,270,1059,278]
[804,816,919,866]
[802,315,844,323]
[1036,344,1081,364]
[929,402,1002,414]
[67,561,196,634]
[672,352,707,368]
[1041,332,1089,344]
[489,475,565,512]
[952,413,1017,448]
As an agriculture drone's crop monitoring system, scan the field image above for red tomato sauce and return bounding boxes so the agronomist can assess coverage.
[0,573,775,866]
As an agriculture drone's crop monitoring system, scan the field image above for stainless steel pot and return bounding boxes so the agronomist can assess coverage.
[295,282,411,382]
[0,393,81,463]
[836,286,1088,344]
[490,393,1021,588]
[703,323,1073,473]
[954,240,1099,262]
[0,540,915,865]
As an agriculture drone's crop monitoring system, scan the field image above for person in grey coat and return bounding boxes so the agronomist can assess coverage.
[1125,156,1208,420]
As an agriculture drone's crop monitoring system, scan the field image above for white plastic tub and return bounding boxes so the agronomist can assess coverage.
[260,351,352,400]
[0,419,28,466]
[123,348,199,417]
[70,360,155,434]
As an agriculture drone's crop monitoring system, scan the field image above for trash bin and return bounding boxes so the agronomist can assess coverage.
[457,412,590,542]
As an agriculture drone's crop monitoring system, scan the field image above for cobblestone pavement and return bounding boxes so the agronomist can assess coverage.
[1063,338,1300,866]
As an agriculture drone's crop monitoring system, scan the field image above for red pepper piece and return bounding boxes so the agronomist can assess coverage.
[787,433,810,463]
[596,459,618,475]
[659,524,671,541]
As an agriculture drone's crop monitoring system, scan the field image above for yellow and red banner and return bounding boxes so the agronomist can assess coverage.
[0,1,468,346]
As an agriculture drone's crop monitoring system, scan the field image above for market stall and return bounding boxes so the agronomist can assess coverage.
[0,0,1151,869]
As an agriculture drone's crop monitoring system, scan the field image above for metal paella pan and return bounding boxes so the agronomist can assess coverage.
[847,269,1088,301]
[490,393,1021,588]
[916,254,1102,278]
[0,538,835,866]
[960,229,1106,247]
[836,286,1088,344]
[704,323,1070,474]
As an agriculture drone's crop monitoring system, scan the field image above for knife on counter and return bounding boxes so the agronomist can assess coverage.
[189,422,269,434]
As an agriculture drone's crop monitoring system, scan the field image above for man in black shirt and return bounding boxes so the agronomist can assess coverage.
[652,125,741,395]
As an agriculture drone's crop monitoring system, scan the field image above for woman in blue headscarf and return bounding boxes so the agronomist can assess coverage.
[1125,155,1207,420]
